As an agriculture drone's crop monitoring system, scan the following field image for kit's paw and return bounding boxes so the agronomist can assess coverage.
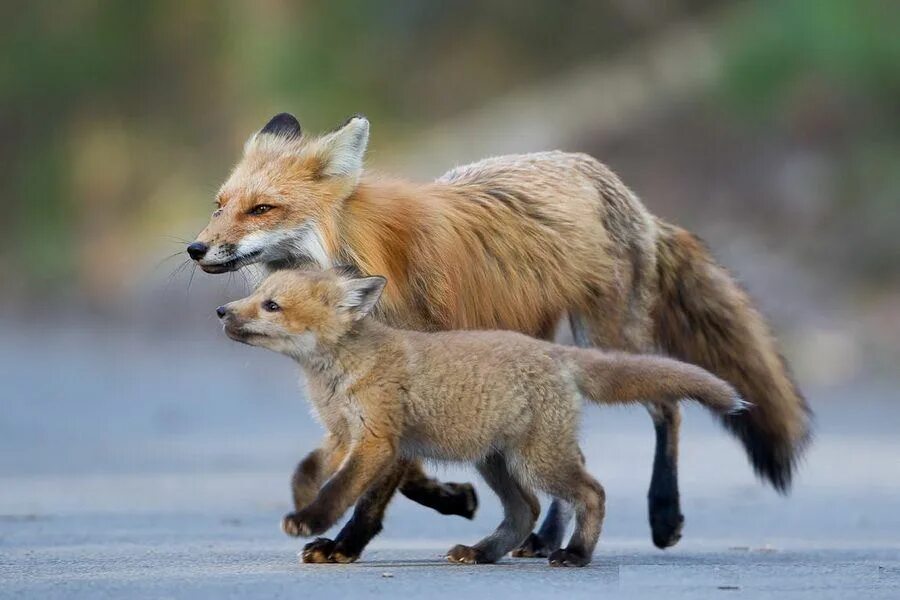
[511,532,552,558]
[282,508,332,537]
[548,548,591,568]
[445,544,493,564]
[301,537,336,562]
[300,537,361,564]
[446,482,478,519]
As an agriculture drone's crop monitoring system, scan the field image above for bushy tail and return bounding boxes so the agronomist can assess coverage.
[653,221,812,492]
[569,349,746,416]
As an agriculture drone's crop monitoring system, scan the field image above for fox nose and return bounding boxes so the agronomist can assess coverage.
[187,241,208,260]
[216,306,229,319]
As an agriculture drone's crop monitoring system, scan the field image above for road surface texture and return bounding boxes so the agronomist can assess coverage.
[1,318,898,598]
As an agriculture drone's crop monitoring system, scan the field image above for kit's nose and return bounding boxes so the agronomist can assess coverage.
[187,241,209,260]
[216,305,229,319]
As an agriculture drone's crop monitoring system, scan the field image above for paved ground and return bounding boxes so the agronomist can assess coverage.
[1,318,899,598]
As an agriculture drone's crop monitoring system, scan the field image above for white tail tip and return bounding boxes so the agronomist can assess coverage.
[729,396,752,415]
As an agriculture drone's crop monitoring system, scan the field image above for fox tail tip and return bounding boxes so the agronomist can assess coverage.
[728,396,752,415]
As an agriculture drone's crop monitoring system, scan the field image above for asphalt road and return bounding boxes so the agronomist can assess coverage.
[1,319,898,598]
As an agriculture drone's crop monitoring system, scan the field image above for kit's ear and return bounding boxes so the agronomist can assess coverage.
[338,275,386,319]
[259,112,302,139]
[317,115,369,179]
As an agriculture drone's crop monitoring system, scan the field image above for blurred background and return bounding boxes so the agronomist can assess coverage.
[1,0,898,369]
[2,0,899,594]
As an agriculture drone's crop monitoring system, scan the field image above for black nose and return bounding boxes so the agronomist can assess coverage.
[187,242,208,260]
[216,306,228,319]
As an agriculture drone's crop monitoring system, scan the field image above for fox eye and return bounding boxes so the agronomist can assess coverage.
[248,204,274,216]
[262,300,281,312]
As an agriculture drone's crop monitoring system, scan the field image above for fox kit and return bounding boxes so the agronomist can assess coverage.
[217,268,746,567]
[190,112,811,560]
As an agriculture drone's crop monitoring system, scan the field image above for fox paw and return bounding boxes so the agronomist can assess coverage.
[446,482,478,520]
[548,548,591,568]
[446,544,493,564]
[282,509,331,538]
[301,537,360,564]
[511,533,552,558]
[649,498,684,549]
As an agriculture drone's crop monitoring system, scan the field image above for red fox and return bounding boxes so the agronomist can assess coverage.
[189,113,811,562]
[216,268,747,567]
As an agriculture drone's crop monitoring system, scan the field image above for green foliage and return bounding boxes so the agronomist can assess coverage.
[719,0,900,279]
[1,0,897,292]
[720,0,900,120]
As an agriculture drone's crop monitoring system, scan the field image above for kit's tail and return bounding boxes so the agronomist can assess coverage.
[569,349,747,416]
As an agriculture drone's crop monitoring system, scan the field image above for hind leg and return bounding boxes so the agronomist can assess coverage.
[647,402,684,548]
[570,308,685,549]
[547,475,605,567]
[512,446,583,557]
[512,500,574,558]
[533,449,606,567]
[447,453,538,564]
[512,316,577,558]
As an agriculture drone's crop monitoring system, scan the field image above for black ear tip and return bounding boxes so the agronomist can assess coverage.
[261,112,302,138]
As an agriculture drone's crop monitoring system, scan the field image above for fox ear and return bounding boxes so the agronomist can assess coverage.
[260,112,302,138]
[318,115,369,179]
[338,275,385,319]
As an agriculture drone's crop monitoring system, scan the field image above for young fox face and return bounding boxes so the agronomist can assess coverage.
[216,268,385,354]
[189,114,370,273]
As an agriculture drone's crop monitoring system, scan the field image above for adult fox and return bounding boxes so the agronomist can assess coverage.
[188,112,811,561]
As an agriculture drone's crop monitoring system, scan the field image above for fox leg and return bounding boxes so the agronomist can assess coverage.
[544,465,606,568]
[291,448,323,510]
[447,453,538,564]
[567,308,684,549]
[399,460,478,519]
[302,460,408,564]
[647,401,684,548]
[293,447,475,520]
[512,500,574,558]
[524,436,605,568]
[511,316,576,558]
[290,434,347,513]
[283,433,397,538]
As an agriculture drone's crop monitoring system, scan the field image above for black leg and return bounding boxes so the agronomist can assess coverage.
[399,460,478,519]
[301,461,405,563]
[648,404,684,549]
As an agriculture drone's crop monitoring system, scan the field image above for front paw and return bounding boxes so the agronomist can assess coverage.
[548,548,591,567]
[301,537,360,564]
[445,544,493,564]
[282,509,333,537]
